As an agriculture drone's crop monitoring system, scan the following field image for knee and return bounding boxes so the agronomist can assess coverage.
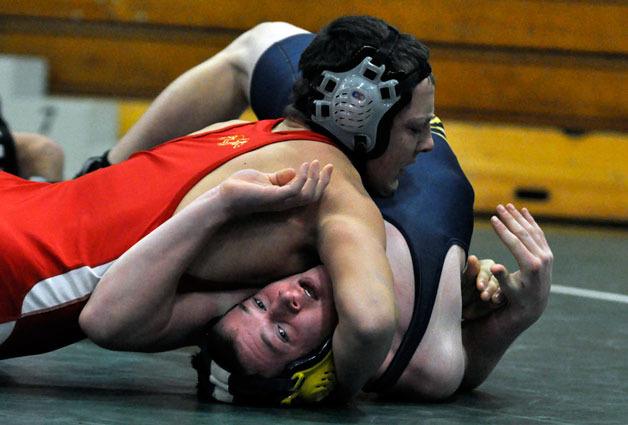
[419,339,466,400]
[14,132,64,179]
[15,132,63,160]
[246,21,305,41]
[230,21,307,55]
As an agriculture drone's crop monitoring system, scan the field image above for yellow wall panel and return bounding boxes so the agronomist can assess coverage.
[117,100,626,222]
[447,122,628,222]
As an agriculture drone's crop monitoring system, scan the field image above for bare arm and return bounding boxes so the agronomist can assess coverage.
[79,162,332,350]
[460,204,553,390]
[317,175,397,399]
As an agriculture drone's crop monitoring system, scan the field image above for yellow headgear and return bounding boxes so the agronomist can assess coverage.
[280,346,335,405]
[206,339,336,406]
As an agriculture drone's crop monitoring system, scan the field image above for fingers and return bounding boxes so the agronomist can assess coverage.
[277,160,333,208]
[464,255,480,281]
[491,205,541,270]
[477,260,503,304]
[300,161,333,203]
[272,161,310,197]
[461,256,507,320]
[521,207,550,250]
[299,160,321,200]
[490,263,518,297]
[497,204,544,257]
[476,258,496,291]
[491,287,503,304]
[492,203,555,276]
[316,164,334,198]
[271,168,297,187]
[479,271,501,303]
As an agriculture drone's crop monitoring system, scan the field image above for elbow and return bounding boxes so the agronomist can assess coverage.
[347,303,397,348]
[360,315,397,344]
[79,303,123,350]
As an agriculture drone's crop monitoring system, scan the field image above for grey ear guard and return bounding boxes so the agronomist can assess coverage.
[308,25,431,159]
[311,56,401,155]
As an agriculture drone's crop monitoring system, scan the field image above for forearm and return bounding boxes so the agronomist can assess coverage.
[133,289,254,352]
[80,188,229,348]
[332,302,396,398]
[459,308,535,391]
[321,223,397,397]
[461,205,553,391]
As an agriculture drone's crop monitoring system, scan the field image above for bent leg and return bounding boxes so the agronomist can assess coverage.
[109,22,309,164]
[13,132,64,181]
[247,24,312,119]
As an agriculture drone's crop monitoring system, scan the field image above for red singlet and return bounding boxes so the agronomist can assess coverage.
[0,119,332,358]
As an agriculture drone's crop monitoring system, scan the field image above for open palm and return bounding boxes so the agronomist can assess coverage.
[489,204,553,324]
[219,160,333,215]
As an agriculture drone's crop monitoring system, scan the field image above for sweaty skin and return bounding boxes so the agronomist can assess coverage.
[80,21,551,401]
[217,265,337,377]
[207,203,552,399]
[81,161,333,350]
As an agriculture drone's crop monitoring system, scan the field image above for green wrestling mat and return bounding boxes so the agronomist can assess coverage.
[1,223,627,425]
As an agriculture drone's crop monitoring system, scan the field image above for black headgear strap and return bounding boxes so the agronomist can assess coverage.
[196,317,334,405]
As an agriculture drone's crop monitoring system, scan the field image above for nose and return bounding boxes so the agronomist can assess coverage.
[418,133,434,153]
[272,287,303,318]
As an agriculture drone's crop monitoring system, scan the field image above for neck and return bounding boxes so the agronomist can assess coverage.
[274,118,309,132]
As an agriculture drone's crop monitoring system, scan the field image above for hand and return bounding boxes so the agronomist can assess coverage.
[462,255,506,320]
[489,204,553,324]
[218,160,333,216]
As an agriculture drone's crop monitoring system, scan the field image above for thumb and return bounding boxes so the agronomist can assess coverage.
[464,255,480,279]
[491,264,508,281]
[270,168,296,186]
[491,264,516,296]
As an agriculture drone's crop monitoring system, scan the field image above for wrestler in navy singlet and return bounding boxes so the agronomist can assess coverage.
[366,120,474,391]
[250,34,475,392]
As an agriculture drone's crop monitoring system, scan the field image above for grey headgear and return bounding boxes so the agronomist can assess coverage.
[311,56,400,154]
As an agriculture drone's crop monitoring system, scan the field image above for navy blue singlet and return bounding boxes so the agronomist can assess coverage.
[250,34,475,393]
[365,120,474,391]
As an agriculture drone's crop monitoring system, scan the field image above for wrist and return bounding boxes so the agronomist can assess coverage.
[494,302,538,334]
[185,187,231,228]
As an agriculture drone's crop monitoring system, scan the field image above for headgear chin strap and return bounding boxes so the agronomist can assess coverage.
[203,338,336,406]
[311,56,400,155]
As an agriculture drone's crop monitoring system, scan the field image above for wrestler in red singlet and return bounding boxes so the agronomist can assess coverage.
[0,119,332,359]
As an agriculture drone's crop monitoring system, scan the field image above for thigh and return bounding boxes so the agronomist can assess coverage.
[393,245,466,400]
[248,29,314,119]
[13,132,64,181]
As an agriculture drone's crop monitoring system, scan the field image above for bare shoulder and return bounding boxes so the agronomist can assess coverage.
[190,119,250,135]
[177,122,367,214]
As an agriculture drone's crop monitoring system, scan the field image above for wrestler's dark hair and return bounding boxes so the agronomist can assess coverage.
[191,322,246,401]
[284,15,432,126]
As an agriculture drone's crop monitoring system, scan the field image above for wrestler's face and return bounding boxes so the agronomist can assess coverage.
[365,77,435,197]
[217,266,337,377]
